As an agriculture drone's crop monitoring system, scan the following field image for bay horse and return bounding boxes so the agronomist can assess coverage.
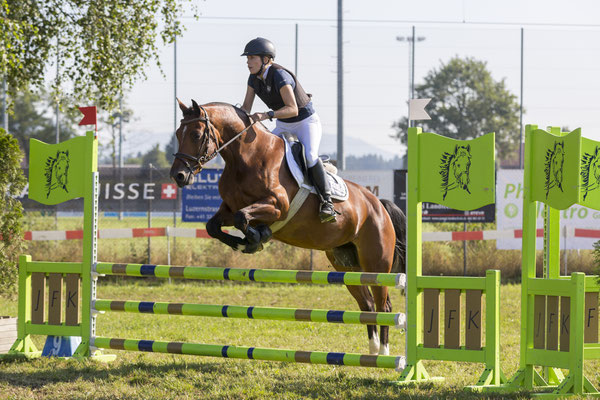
[170,100,406,355]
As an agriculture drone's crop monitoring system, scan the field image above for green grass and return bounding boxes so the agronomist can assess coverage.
[2,281,599,399]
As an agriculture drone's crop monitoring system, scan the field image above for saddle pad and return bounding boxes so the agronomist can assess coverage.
[282,135,349,201]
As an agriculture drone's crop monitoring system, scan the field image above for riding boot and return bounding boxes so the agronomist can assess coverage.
[308,159,338,223]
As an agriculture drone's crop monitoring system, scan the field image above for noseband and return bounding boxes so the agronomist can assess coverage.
[173,105,218,175]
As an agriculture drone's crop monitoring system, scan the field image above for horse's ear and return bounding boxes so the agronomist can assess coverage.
[191,99,201,117]
[177,98,189,115]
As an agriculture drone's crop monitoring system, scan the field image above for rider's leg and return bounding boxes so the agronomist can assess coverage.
[293,114,337,223]
[308,159,337,223]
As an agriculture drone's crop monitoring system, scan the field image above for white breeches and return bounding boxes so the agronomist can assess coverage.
[271,112,322,168]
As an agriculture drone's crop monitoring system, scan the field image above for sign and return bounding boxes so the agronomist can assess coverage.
[182,169,223,222]
[394,170,495,223]
[18,166,181,212]
[497,169,600,250]
[339,170,394,200]
[161,183,177,200]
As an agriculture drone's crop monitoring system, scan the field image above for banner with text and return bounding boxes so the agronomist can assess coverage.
[497,169,600,250]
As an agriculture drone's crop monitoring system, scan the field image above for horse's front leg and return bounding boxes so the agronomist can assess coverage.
[206,204,247,251]
[233,197,282,254]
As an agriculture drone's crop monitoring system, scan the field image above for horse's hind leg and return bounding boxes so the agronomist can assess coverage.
[325,251,380,355]
[354,218,396,356]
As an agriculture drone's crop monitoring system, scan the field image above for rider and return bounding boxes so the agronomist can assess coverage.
[240,37,337,223]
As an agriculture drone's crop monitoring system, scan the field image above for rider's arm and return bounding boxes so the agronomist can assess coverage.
[241,85,255,113]
[274,85,299,119]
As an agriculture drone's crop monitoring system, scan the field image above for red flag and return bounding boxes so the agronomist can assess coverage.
[78,106,97,126]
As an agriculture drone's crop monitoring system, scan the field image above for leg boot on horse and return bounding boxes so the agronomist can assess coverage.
[308,159,337,223]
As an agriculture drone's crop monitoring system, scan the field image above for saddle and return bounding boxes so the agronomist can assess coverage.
[269,133,348,233]
[281,132,348,201]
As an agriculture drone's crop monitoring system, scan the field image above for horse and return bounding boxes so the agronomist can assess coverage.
[45,150,70,198]
[170,100,406,356]
[545,141,565,198]
[581,145,600,201]
[440,144,471,200]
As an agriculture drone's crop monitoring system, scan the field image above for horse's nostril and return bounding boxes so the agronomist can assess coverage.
[176,172,186,182]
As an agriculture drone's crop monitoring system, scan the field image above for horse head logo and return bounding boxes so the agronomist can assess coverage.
[44,150,70,198]
[544,141,565,199]
[440,144,472,200]
[581,145,600,201]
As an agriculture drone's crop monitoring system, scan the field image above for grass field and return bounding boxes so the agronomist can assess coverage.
[1,280,599,399]
[1,215,598,398]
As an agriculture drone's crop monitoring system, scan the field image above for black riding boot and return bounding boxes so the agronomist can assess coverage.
[308,159,337,223]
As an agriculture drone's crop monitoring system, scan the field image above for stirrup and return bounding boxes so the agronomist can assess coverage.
[319,202,338,223]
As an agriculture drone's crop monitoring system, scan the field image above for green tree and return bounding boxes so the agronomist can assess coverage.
[8,90,78,165]
[0,0,196,111]
[141,143,169,168]
[392,57,521,164]
[0,129,26,294]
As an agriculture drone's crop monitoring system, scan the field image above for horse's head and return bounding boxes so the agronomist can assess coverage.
[591,147,600,185]
[451,145,471,190]
[170,99,220,187]
[54,151,69,188]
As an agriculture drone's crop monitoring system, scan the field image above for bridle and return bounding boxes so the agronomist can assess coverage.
[173,105,258,176]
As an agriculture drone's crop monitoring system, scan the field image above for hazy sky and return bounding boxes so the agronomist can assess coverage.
[120,0,600,160]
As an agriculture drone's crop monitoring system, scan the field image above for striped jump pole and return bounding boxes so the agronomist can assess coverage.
[95,263,406,288]
[93,300,406,328]
[92,337,406,370]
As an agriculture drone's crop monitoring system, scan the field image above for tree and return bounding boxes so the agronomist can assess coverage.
[8,90,78,166]
[392,57,521,164]
[0,0,197,111]
[141,144,169,168]
[0,129,26,294]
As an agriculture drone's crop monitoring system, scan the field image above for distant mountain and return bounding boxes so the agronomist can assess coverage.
[319,133,403,160]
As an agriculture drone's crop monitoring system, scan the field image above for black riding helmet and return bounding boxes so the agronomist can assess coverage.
[241,37,276,59]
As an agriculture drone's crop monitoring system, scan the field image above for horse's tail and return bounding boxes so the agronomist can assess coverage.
[380,199,406,274]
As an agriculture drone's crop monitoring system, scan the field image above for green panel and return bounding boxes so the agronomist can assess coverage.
[525,349,571,370]
[529,128,581,210]
[527,278,571,297]
[416,346,486,363]
[584,344,600,360]
[25,323,84,337]
[28,135,90,205]
[417,131,495,210]
[26,261,82,274]
[580,136,600,211]
[416,276,486,290]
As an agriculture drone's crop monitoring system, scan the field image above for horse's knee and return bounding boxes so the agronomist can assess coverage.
[233,211,248,231]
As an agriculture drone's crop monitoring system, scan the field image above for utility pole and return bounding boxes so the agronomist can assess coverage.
[337,0,344,170]
[295,23,299,76]
[396,27,425,128]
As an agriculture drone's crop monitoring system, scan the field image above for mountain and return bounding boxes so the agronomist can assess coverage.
[319,133,404,160]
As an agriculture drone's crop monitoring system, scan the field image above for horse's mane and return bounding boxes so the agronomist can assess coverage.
[581,145,600,200]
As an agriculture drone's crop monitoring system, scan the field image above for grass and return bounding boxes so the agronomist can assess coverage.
[2,215,599,398]
[1,281,599,399]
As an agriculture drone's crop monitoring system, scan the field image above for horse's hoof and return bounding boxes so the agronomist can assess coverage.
[245,226,261,244]
[242,242,264,254]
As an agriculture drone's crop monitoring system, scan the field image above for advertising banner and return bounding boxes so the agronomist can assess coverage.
[497,169,600,250]
[394,170,495,223]
[181,169,223,222]
[18,166,179,212]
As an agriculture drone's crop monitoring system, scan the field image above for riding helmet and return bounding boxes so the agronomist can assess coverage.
[241,37,276,59]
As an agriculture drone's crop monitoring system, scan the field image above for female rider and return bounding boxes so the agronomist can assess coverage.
[240,37,337,223]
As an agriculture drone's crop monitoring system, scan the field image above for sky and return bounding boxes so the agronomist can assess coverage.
[118,0,600,162]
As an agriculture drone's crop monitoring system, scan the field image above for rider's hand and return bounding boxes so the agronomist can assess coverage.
[250,112,267,122]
